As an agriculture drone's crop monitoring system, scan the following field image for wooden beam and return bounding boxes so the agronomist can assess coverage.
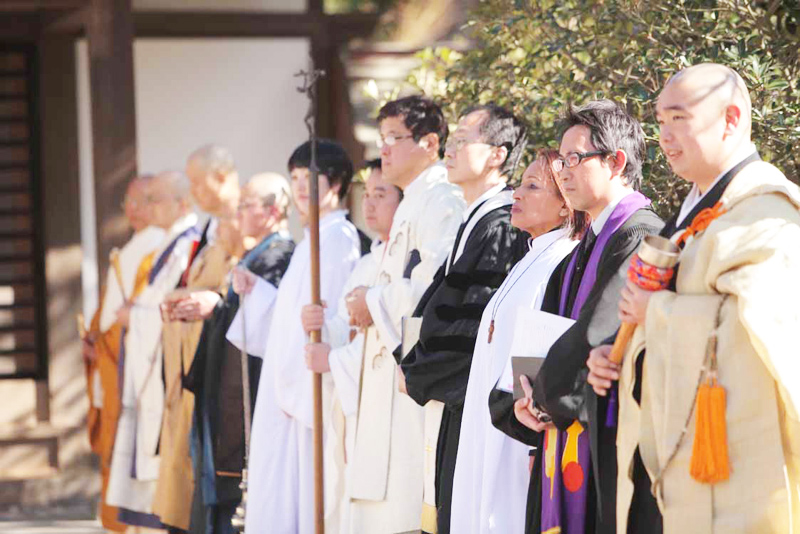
[43,5,88,34]
[133,11,378,40]
[86,0,137,278]
[0,0,87,12]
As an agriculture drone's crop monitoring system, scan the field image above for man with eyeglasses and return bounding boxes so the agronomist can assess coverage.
[82,174,166,532]
[399,104,530,534]
[184,172,295,534]
[343,95,465,533]
[491,100,662,534]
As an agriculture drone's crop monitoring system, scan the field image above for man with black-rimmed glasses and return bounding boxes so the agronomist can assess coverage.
[490,100,662,534]
[343,95,465,534]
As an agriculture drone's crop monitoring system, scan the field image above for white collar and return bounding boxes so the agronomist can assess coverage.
[528,226,570,252]
[675,143,758,227]
[304,209,348,237]
[464,183,508,220]
[402,162,449,200]
[590,189,635,234]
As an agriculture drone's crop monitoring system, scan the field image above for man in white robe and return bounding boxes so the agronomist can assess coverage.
[107,171,198,527]
[343,96,465,533]
[244,139,362,534]
[300,160,402,533]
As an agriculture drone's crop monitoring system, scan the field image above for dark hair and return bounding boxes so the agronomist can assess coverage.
[461,103,529,178]
[288,139,354,200]
[362,157,403,202]
[377,96,448,158]
[536,148,591,239]
[559,99,645,191]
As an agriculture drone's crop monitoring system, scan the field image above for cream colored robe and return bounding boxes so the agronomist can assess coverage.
[107,213,198,516]
[352,163,464,533]
[617,161,800,534]
[152,238,235,530]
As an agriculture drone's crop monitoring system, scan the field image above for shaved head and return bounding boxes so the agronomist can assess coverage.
[148,170,191,230]
[124,175,152,232]
[663,63,752,135]
[244,172,291,219]
[656,63,753,187]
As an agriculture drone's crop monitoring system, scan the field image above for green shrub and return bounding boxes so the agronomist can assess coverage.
[408,0,800,216]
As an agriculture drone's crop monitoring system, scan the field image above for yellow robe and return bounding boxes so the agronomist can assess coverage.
[86,252,155,532]
[152,242,235,530]
[617,161,800,534]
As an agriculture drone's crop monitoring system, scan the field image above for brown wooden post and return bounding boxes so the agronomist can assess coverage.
[86,0,137,278]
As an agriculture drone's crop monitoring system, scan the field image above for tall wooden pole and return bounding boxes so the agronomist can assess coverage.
[297,66,326,534]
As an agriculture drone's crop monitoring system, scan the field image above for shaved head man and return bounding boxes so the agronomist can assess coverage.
[657,63,753,187]
[588,63,800,534]
[123,176,153,233]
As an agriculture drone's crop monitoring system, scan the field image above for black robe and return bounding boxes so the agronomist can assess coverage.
[490,206,663,534]
[185,233,294,534]
[401,202,529,534]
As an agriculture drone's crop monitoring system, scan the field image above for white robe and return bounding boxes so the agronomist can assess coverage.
[106,213,198,514]
[351,162,465,533]
[450,228,577,534]
[322,243,383,534]
[246,210,361,534]
[98,225,166,334]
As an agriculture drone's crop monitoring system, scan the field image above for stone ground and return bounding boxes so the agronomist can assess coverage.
[0,520,104,533]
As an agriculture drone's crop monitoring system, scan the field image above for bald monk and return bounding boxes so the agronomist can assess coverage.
[587,63,800,533]
[153,145,241,533]
[185,172,295,534]
[83,175,165,532]
[106,170,199,530]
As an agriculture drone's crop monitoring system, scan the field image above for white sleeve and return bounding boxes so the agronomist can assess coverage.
[328,331,365,417]
[227,276,278,358]
[367,194,463,350]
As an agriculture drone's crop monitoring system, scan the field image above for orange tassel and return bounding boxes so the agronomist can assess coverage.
[690,376,730,483]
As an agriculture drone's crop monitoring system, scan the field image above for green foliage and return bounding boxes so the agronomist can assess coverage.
[407,0,800,216]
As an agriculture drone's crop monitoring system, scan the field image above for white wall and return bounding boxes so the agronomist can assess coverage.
[133,0,306,12]
[132,38,311,179]
[77,37,311,317]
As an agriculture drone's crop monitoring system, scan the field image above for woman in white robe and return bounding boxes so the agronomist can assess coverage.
[450,152,586,534]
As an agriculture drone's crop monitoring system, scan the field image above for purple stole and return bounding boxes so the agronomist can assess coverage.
[541,192,650,534]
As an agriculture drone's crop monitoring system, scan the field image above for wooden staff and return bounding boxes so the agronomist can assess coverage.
[297,65,326,534]
[609,235,680,363]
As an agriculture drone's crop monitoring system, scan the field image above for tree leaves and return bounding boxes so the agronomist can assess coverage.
[407,0,799,215]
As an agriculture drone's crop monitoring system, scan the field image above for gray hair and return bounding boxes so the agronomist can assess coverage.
[156,170,191,200]
[188,144,237,176]
[246,172,291,219]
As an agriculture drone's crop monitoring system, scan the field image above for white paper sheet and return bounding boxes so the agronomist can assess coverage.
[496,307,576,393]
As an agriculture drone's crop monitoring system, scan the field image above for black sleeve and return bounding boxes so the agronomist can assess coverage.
[248,239,295,288]
[533,219,661,430]
[488,385,542,447]
[403,212,528,410]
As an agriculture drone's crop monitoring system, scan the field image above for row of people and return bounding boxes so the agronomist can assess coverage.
[84,60,800,534]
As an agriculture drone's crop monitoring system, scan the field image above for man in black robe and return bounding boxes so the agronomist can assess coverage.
[400,104,530,534]
[185,173,295,534]
[490,100,663,534]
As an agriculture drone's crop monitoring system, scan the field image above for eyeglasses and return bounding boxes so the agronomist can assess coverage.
[552,151,608,173]
[120,198,144,210]
[445,137,487,153]
[376,134,414,149]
